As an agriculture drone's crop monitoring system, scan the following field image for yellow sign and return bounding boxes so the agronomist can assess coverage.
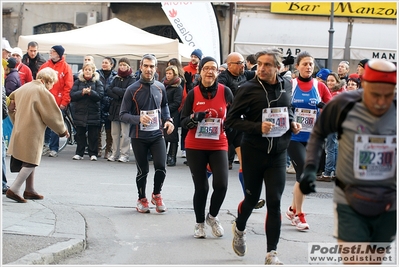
[271,2,397,19]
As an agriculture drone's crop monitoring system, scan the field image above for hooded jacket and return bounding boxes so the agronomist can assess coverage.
[39,56,73,108]
[70,71,104,127]
[225,75,294,154]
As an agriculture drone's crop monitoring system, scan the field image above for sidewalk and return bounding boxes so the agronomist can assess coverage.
[2,197,86,265]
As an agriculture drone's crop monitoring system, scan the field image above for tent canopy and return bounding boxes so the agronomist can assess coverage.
[18,18,192,61]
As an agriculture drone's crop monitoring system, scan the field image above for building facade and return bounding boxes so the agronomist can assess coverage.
[2,2,397,75]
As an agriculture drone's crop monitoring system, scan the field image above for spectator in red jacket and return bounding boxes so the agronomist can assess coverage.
[39,45,73,157]
[11,47,33,85]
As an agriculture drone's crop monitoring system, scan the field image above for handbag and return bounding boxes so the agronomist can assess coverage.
[336,178,396,217]
[10,156,22,173]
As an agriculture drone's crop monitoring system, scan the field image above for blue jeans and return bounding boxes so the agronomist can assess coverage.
[324,132,338,176]
[2,137,7,187]
[44,127,51,145]
[49,129,59,152]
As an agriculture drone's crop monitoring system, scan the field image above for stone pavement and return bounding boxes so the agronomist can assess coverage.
[2,197,86,265]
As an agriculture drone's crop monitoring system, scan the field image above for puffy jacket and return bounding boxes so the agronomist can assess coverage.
[70,71,104,127]
[5,69,21,96]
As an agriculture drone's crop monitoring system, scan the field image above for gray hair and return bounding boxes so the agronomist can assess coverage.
[141,54,157,66]
[255,48,283,68]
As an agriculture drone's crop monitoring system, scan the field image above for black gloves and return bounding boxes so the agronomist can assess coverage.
[186,111,208,129]
[184,72,193,91]
[192,112,208,122]
[299,164,317,195]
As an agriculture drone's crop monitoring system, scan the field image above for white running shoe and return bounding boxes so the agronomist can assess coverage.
[232,221,246,256]
[291,213,310,231]
[151,193,166,213]
[136,198,150,213]
[254,199,265,209]
[42,145,50,156]
[194,223,206,238]
[206,213,224,237]
[118,156,129,163]
[107,155,116,162]
[48,150,58,157]
[72,155,83,160]
[90,155,97,161]
[286,163,296,174]
[181,150,186,158]
[285,206,295,221]
[265,250,283,265]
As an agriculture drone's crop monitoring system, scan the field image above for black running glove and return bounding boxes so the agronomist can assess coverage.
[184,72,193,91]
[299,164,317,195]
[186,111,208,129]
[192,111,208,122]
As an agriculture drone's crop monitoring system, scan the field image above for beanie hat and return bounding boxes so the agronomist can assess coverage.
[362,59,396,85]
[51,45,65,58]
[12,47,23,57]
[191,49,203,60]
[358,59,369,68]
[316,68,331,81]
[7,57,17,69]
[198,56,218,72]
[118,57,131,67]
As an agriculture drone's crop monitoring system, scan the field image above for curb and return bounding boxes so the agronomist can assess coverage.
[8,238,86,265]
[4,200,87,265]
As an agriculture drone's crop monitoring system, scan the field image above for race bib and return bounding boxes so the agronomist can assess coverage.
[262,107,289,137]
[353,134,396,180]
[294,108,317,132]
[140,109,160,131]
[195,118,221,140]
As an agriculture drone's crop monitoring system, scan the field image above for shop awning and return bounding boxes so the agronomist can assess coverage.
[350,22,397,61]
[234,14,348,59]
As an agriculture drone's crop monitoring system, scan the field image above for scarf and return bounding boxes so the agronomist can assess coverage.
[118,68,132,78]
[164,76,181,88]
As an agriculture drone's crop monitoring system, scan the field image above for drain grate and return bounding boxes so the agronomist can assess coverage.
[309,192,333,199]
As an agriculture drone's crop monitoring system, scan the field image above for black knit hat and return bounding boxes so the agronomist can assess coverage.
[358,59,369,68]
[198,56,218,72]
[51,45,65,58]
[7,57,16,69]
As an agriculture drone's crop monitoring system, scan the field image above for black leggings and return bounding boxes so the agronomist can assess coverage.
[236,143,286,252]
[287,140,307,182]
[186,149,229,223]
[131,137,167,199]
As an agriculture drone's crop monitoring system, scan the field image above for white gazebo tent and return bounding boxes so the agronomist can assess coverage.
[18,18,192,62]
